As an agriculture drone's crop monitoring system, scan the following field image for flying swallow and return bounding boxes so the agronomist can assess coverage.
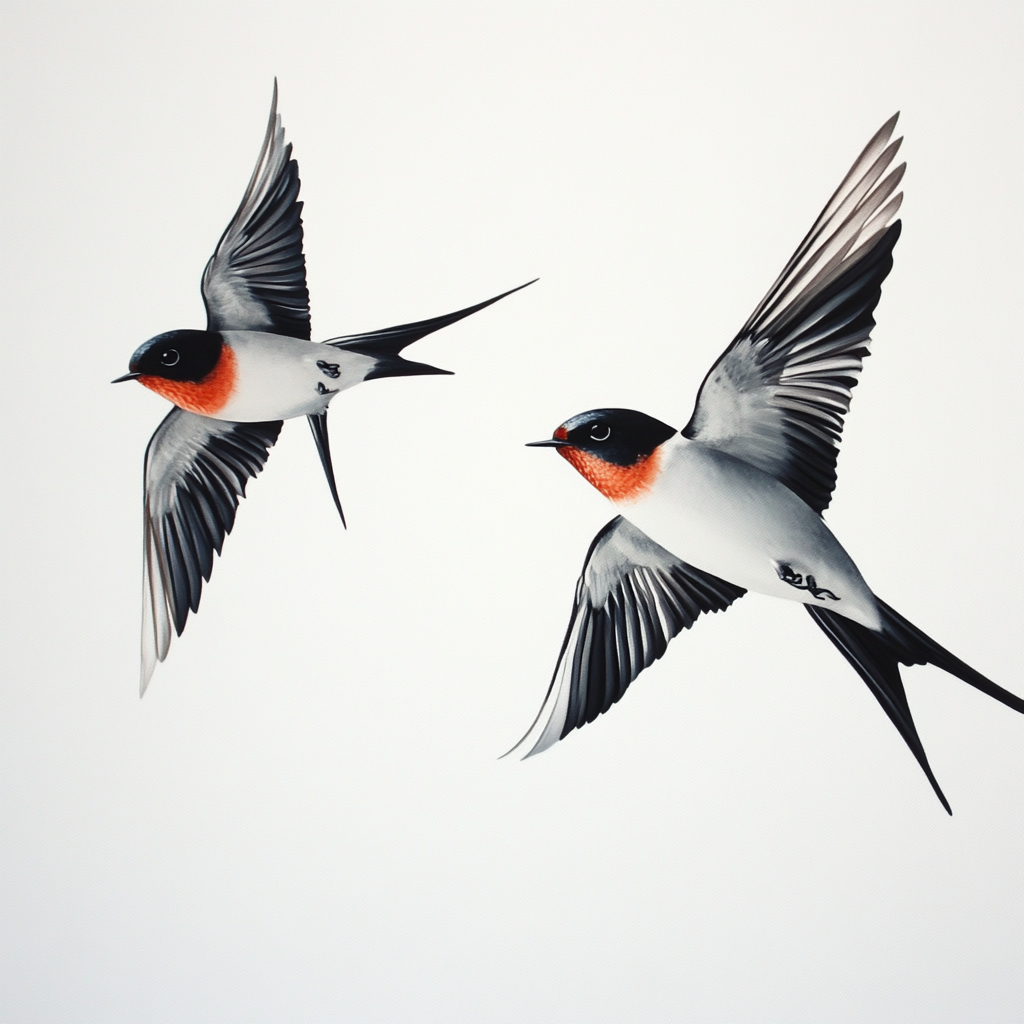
[510,114,1022,812]
[115,83,534,693]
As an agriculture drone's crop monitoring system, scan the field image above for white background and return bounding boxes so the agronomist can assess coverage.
[2,3,1021,1021]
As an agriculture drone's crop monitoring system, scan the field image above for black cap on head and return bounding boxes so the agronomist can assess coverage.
[128,330,223,382]
[552,408,677,465]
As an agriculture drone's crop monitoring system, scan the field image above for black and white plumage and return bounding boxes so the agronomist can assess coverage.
[682,115,903,514]
[512,115,1023,812]
[117,83,534,692]
[201,84,311,341]
[517,516,746,755]
[141,411,281,680]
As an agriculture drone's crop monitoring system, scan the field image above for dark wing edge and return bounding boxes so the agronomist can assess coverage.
[505,517,745,758]
[141,409,282,694]
[201,80,311,340]
[683,115,904,513]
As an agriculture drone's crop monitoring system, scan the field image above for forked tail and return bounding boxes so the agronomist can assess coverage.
[806,599,1022,815]
[325,279,537,378]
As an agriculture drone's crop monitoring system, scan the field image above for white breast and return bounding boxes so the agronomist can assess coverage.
[616,437,881,628]
[213,332,376,422]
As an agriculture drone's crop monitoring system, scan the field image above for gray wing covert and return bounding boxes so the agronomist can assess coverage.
[507,517,745,758]
[683,115,904,513]
[201,82,310,340]
[141,408,281,693]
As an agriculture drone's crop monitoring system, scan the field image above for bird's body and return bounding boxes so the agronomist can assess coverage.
[512,114,1022,812]
[217,331,375,420]
[137,330,376,421]
[609,437,881,628]
[117,84,532,691]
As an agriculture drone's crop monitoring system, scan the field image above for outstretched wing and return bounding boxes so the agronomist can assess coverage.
[507,517,745,758]
[201,81,310,340]
[683,115,904,513]
[141,408,282,693]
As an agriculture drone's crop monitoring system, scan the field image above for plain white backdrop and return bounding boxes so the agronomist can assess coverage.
[2,3,1021,1021]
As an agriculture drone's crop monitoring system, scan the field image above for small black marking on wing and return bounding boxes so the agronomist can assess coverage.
[778,564,839,601]
[316,381,338,395]
[316,360,341,379]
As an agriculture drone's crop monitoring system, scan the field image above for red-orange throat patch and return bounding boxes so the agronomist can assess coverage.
[559,444,662,503]
[139,344,237,415]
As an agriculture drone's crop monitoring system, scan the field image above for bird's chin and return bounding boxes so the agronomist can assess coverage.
[135,348,238,416]
[558,446,661,504]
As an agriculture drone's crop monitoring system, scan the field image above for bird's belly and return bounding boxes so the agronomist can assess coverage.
[616,444,881,628]
[215,367,329,421]
[205,333,368,422]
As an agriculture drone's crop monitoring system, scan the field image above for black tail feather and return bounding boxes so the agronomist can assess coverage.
[807,604,952,814]
[323,279,537,378]
[875,598,1024,713]
[363,357,454,381]
[807,600,1022,814]
[307,412,346,527]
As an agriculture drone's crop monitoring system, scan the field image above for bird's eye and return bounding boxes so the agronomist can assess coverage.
[590,423,611,442]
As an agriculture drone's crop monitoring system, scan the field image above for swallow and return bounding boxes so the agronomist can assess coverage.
[114,83,534,693]
[510,114,1022,812]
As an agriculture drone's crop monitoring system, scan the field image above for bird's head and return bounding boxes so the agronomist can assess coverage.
[112,330,235,415]
[527,408,677,503]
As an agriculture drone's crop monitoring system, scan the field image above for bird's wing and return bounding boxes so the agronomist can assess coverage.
[682,115,904,513]
[507,516,745,758]
[141,408,282,693]
[201,81,310,340]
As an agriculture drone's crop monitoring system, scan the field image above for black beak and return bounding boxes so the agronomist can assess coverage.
[111,372,141,383]
[526,439,571,448]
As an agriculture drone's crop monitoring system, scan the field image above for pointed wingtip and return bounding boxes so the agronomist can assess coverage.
[861,112,901,156]
[500,725,552,761]
[498,738,530,760]
[499,729,533,760]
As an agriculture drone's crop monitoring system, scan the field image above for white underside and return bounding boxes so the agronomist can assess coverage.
[210,331,376,422]
[616,437,882,629]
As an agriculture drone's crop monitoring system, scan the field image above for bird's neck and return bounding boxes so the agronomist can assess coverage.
[559,445,664,503]
[140,345,238,416]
